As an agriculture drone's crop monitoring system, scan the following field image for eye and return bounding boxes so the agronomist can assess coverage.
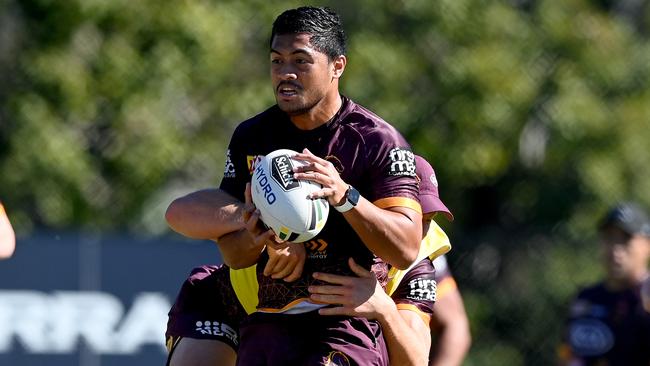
[271,58,282,64]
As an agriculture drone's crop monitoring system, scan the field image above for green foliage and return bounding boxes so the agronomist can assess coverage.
[1,0,649,364]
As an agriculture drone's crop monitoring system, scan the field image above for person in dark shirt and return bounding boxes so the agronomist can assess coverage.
[165,6,423,365]
[559,202,650,366]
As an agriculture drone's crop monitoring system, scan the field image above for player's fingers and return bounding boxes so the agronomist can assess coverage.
[263,252,279,276]
[312,271,351,285]
[309,293,346,305]
[308,284,349,296]
[283,258,304,282]
[348,258,372,278]
[271,258,295,279]
[307,188,335,200]
[245,183,253,205]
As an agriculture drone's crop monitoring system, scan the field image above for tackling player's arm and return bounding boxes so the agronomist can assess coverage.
[309,258,430,366]
[165,188,263,269]
[428,277,471,366]
[294,149,421,269]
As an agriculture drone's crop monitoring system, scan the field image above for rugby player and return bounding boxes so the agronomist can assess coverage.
[166,6,423,365]
[166,156,452,366]
[427,255,471,366]
[558,202,650,365]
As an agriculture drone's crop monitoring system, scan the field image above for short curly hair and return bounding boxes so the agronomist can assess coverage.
[270,6,347,61]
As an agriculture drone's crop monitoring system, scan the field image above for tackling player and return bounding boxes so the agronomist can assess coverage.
[165,156,451,366]
[166,6,423,365]
[0,201,15,259]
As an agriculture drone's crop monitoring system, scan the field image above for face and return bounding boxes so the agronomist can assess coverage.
[270,33,344,116]
[601,225,650,285]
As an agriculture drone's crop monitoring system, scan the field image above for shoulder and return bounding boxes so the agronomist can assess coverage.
[231,105,280,137]
[185,264,229,288]
[341,100,407,144]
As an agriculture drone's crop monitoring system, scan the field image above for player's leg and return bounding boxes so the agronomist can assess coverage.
[166,264,246,366]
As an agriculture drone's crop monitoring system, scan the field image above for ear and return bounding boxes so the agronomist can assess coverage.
[331,55,346,79]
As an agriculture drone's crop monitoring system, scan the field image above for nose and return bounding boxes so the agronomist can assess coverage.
[275,63,298,81]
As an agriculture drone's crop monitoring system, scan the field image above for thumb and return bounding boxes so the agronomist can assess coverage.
[348,257,371,278]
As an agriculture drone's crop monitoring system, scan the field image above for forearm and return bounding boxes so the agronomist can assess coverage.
[165,189,245,240]
[216,229,265,269]
[429,326,471,366]
[429,291,472,366]
[378,305,430,366]
[343,199,421,269]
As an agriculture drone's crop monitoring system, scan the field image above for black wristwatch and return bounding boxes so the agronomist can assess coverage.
[334,185,360,213]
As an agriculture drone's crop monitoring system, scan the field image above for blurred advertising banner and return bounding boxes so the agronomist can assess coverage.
[0,232,221,366]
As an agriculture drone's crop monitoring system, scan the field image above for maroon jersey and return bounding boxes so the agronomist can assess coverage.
[560,282,650,365]
[391,258,437,321]
[220,96,420,311]
[165,265,246,355]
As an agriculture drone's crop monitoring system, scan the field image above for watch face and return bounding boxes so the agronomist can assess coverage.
[348,187,360,205]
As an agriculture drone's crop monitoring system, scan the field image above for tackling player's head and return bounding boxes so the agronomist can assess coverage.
[598,202,650,288]
[415,155,453,237]
[269,7,347,119]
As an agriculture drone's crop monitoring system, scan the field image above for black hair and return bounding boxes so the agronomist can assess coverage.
[270,6,347,61]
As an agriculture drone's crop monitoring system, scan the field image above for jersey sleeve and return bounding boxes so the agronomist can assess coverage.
[219,124,252,202]
[363,127,420,212]
[390,258,437,323]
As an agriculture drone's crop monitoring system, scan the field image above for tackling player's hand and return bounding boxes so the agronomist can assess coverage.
[293,148,348,207]
[308,258,395,320]
[264,240,306,282]
[242,182,276,249]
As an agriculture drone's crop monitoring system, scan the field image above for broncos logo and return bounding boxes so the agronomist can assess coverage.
[325,351,351,366]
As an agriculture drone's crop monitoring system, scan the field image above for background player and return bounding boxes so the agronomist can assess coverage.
[428,255,471,366]
[558,202,650,365]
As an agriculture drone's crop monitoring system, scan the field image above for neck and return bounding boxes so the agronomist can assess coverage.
[606,269,649,291]
[290,93,342,130]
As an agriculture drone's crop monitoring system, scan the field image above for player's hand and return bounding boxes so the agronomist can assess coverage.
[292,148,348,207]
[242,182,276,250]
[308,258,395,319]
[264,240,306,282]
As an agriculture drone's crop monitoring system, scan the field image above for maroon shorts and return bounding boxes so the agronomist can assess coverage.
[166,265,247,352]
[235,312,388,366]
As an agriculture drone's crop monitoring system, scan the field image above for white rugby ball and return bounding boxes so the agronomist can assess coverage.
[251,149,329,243]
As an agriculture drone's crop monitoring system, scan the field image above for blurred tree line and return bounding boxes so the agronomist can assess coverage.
[1,0,649,365]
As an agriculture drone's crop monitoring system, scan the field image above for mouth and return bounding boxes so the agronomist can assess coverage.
[277,83,301,98]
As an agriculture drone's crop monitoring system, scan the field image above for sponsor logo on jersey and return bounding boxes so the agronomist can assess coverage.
[194,320,238,345]
[388,148,416,177]
[254,163,276,205]
[407,278,437,302]
[271,155,300,191]
[325,351,351,366]
[568,318,614,356]
[223,149,236,178]
[247,155,261,175]
[306,239,328,259]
